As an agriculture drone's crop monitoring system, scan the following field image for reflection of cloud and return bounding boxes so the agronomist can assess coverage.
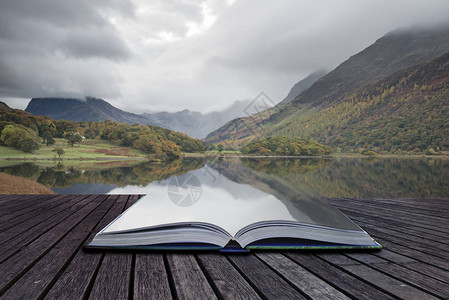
[106,167,296,236]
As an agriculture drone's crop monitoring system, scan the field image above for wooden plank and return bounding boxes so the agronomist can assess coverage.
[0,194,68,226]
[0,195,46,211]
[44,195,130,300]
[331,199,449,230]
[167,253,218,300]
[0,194,105,293]
[1,194,57,211]
[286,253,395,300]
[354,224,449,260]
[317,253,385,266]
[89,195,135,300]
[372,249,416,263]
[332,206,449,248]
[0,194,88,245]
[352,197,449,211]
[228,254,307,300]
[331,199,449,233]
[332,207,449,240]
[197,253,262,300]
[345,253,449,299]
[341,198,449,218]
[366,248,449,284]
[0,194,92,263]
[339,263,439,300]
[256,252,350,300]
[88,253,132,300]
[0,194,114,299]
[340,211,449,248]
[0,195,51,216]
[0,194,43,207]
[330,197,449,222]
[400,261,449,284]
[332,202,449,237]
[134,254,172,300]
[365,237,449,271]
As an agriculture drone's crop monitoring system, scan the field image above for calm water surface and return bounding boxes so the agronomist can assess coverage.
[0,157,448,198]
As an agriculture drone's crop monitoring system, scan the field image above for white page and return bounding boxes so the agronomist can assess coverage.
[103,168,302,236]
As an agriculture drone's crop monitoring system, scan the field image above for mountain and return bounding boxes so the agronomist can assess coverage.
[0,101,14,112]
[277,70,327,106]
[205,26,449,152]
[141,100,253,138]
[25,97,252,139]
[25,97,150,124]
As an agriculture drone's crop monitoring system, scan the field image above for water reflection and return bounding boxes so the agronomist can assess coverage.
[0,156,447,198]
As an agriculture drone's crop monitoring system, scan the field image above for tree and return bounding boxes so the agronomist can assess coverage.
[207,144,216,151]
[52,148,65,160]
[41,131,55,146]
[65,132,82,147]
[217,144,224,152]
[0,124,40,152]
[20,137,39,153]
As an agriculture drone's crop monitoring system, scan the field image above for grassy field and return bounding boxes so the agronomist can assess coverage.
[0,138,148,161]
[0,172,54,194]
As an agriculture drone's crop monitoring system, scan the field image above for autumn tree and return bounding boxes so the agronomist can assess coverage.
[41,131,55,146]
[52,148,65,160]
[65,132,82,147]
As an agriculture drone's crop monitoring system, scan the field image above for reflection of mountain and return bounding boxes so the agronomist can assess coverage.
[0,158,206,192]
[210,158,351,230]
[1,157,447,198]
[239,157,449,198]
[288,157,449,198]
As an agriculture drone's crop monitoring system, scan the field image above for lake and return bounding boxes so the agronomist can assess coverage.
[0,156,448,198]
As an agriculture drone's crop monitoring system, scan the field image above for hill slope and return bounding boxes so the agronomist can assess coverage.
[270,51,449,152]
[277,70,327,106]
[25,97,150,124]
[206,26,449,152]
[1,103,206,158]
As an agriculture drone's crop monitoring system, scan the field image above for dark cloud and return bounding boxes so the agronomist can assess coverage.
[2,0,449,113]
[0,0,133,101]
[59,27,131,60]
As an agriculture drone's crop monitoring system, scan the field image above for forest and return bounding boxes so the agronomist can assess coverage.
[262,53,449,153]
[0,104,206,160]
[240,136,333,156]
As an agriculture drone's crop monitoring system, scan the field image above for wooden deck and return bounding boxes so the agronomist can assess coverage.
[0,194,448,299]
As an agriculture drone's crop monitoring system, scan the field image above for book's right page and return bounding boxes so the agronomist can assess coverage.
[212,158,381,249]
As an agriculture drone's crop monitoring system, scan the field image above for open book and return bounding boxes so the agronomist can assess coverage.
[87,165,381,252]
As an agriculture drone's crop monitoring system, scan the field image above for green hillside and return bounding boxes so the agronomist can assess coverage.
[267,51,449,153]
[205,27,449,153]
[0,103,206,160]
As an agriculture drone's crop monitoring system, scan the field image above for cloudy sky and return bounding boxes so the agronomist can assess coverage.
[1,0,449,113]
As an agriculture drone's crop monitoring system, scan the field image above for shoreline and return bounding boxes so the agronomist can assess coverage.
[0,157,149,161]
[1,152,447,162]
[183,152,449,159]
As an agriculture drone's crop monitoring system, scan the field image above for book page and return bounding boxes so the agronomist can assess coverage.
[103,167,299,237]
